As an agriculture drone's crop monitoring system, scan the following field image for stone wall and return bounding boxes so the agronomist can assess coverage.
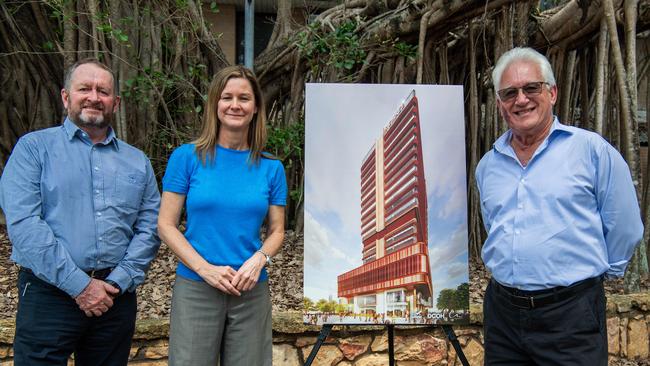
[1,294,649,365]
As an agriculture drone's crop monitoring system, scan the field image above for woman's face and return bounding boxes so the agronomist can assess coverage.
[217,77,257,133]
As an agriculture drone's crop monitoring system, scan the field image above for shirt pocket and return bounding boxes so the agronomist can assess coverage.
[113,172,146,210]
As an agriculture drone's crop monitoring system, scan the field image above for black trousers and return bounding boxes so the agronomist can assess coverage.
[483,278,607,366]
[13,269,137,366]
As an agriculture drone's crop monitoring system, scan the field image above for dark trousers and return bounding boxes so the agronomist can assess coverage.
[13,269,137,366]
[483,278,607,365]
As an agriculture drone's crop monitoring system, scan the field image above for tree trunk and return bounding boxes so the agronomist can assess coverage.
[63,0,76,69]
[467,21,482,260]
[416,2,436,84]
[559,49,577,124]
[264,0,294,52]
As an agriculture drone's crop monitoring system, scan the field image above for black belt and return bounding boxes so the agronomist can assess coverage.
[491,275,603,309]
[22,267,114,280]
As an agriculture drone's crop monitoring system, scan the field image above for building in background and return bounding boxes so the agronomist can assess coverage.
[204,1,337,65]
[338,90,433,317]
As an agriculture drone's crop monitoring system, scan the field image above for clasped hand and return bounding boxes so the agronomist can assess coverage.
[198,252,265,296]
[74,279,120,317]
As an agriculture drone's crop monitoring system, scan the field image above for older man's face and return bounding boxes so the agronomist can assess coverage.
[496,60,557,139]
[61,63,120,130]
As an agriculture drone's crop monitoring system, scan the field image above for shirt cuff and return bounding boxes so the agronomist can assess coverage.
[106,266,133,293]
[59,269,91,297]
[606,264,628,279]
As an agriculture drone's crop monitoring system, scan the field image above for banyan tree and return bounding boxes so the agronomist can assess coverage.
[1,0,650,290]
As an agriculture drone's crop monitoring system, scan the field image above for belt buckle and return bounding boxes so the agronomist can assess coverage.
[89,269,97,278]
[512,294,535,309]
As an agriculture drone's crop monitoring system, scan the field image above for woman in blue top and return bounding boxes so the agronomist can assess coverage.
[158,65,287,366]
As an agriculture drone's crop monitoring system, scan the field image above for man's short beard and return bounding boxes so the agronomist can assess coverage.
[68,109,113,130]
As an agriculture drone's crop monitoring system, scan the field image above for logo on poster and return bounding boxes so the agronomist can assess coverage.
[412,310,463,320]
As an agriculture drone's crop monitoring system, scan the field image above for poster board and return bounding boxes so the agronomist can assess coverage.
[304,84,469,325]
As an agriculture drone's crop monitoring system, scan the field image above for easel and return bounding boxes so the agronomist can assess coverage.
[304,323,470,366]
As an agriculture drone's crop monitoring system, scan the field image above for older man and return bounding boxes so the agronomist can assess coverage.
[0,58,160,365]
[476,47,643,365]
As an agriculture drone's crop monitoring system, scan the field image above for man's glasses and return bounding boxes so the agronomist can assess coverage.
[497,81,549,102]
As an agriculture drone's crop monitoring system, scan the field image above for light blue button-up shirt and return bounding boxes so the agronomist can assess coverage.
[476,118,643,290]
[0,118,160,297]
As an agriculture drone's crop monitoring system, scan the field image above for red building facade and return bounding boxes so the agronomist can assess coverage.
[338,90,432,316]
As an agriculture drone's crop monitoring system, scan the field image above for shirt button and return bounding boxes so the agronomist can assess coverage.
[95,190,100,194]
[517,204,523,209]
[94,166,99,171]
[99,237,103,241]
[515,229,520,235]
[96,212,102,216]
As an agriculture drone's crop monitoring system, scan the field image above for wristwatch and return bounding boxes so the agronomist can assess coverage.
[256,249,272,266]
[104,280,122,296]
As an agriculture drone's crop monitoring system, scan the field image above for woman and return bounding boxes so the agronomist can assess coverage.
[158,65,286,366]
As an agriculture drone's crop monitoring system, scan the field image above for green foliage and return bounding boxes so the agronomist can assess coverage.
[267,122,304,210]
[91,8,128,45]
[454,282,469,310]
[43,1,64,37]
[42,41,55,51]
[113,28,129,43]
[47,1,63,19]
[335,303,348,313]
[188,63,207,79]
[304,297,314,311]
[175,0,189,9]
[210,2,219,13]
[123,62,208,107]
[436,288,455,310]
[147,122,198,184]
[436,282,470,310]
[393,40,418,61]
[295,20,366,74]
[96,22,130,45]
[122,75,148,101]
[91,8,109,23]
[266,122,304,207]
[266,122,304,166]
[315,299,338,313]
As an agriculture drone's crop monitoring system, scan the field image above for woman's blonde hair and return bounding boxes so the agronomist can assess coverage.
[193,65,267,165]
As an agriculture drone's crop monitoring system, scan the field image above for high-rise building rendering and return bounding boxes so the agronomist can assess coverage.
[337,90,432,317]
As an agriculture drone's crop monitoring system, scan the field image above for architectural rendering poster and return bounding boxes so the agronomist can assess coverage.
[304,83,469,325]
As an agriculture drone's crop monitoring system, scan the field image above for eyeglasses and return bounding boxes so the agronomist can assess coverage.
[497,81,549,102]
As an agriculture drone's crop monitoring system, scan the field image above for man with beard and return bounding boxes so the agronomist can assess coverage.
[0,58,160,365]
[476,47,642,365]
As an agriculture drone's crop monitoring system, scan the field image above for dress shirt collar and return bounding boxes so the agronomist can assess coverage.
[493,116,573,157]
[63,117,119,150]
